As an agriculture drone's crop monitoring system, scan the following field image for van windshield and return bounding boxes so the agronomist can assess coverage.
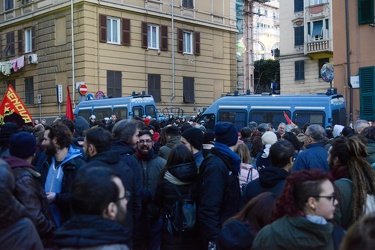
[132,106,143,119]
[145,105,157,118]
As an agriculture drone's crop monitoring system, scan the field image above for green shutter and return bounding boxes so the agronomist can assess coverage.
[360,66,375,120]
[358,0,374,24]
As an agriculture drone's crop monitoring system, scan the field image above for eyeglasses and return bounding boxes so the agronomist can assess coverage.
[313,195,336,205]
[118,191,131,201]
[139,139,153,144]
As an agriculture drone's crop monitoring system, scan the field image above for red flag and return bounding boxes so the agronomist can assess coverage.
[0,85,33,127]
[66,86,74,121]
[283,111,293,124]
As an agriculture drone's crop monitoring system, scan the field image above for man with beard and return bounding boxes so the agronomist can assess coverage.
[51,167,130,249]
[134,129,166,250]
[79,127,140,248]
[38,122,86,228]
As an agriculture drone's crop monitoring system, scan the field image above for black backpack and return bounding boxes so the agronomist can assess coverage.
[166,184,196,236]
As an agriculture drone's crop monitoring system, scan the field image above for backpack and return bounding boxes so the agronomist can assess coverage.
[166,184,196,236]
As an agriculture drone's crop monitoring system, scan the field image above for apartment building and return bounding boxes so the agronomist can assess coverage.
[279,0,333,94]
[333,0,375,124]
[0,0,238,120]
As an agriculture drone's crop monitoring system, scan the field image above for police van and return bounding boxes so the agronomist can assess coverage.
[197,93,347,131]
[74,93,158,122]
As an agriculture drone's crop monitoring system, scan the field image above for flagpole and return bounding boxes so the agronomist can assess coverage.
[71,0,76,108]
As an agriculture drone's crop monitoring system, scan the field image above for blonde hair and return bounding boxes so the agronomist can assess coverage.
[235,143,250,164]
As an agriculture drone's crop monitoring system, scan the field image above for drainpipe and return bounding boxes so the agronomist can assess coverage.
[171,0,175,101]
[71,0,76,107]
[345,0,353,127]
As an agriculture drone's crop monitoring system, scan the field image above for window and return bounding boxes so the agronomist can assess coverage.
[295,60,305,80]
[218,110,247,131]
[99,14,131,46]
[250,110,291,130]
[294,0,303,12]
[6,32,15,57]
[358,0,374,24]
[294,26,304,46]
[24,28,32,53]
[7,80,15,91]
[5,0,14,11]
[107,17,120,44]
[141,22,168,51]
[148,74,161,102]
[312,20,323,40]
[182,0,194,9]
[107,71,122,98]
[293,111,324,128]
[177,29,200,55]
[148,24,159,49]
[18,27,36,54]
[25,77,34,104]
[318,58,329,78]
[183,77,195,103]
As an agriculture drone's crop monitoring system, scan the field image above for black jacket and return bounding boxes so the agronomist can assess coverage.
[155,162,205,250]
[218,220,255,250]
[243,166,290,203]
[79,150,141,248]
[198,149,241,243]
[52,215,129,249]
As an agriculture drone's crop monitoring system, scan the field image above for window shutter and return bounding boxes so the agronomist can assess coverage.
[194,32,200,55]
[360,66,375,120]
[160,25,168,51]
[358,0,374,24]
[122,18,131,46]
[294,26,304,46]
[32,26,36,51]
[141,22,148,49]
[295,61,305,80]
[7,32,15,56]
[148,74,161,102]
[177,28,183,53]
[18,29,24,54]
[183,77,195,103]
[99,14,107,43]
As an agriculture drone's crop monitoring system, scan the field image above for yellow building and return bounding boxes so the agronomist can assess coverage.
[0,0,238,121]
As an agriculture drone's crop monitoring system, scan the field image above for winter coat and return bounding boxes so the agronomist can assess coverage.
[38,146,86,226]
[3,155,56,239]
[243,166,290,203]
[198,147,241,243]
[252,216,336,250]
[154,162,205,250]
[158,136,181,161]
[52,215,129,250]
[365,139,375,165]
[255,145,272,169]
[79,150,141,247]
[334,178,353,230]
[218,220,255,250]
[110,141,143,243]
[292,143,329,172]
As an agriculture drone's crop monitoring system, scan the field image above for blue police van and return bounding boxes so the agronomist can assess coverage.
[197,93,347,131]
[74,93,158,122]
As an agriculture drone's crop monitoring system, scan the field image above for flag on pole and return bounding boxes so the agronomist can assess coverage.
[283,111,293,125]
[66,86,74,121]
[0,85,33,127]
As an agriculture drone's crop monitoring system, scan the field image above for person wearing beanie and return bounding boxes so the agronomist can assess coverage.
[181,128,204,167]
[0,122,19,157]
[256,131,278,169]
[198,122,241,249]
[158,125,180,161]
[2,132,56,240]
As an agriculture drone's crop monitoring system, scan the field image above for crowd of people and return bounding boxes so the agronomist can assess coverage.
[1,114,375,250]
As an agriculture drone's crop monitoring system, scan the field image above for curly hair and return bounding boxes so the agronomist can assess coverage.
[274,169,331,219]
[329,135,375,222]
[45,122,72,149]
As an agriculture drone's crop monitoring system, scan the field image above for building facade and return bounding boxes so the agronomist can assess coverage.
[279,0,333,95]
[0,0,238,121]
[332,0,375,125]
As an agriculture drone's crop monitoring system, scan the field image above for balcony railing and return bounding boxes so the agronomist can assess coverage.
[306,39,331,53]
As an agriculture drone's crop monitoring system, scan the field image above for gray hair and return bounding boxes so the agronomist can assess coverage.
[306,124,326,143]
[354,119,369,134]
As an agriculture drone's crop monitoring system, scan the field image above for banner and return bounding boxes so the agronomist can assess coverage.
[0,85,33,127]
[66,86,74,121]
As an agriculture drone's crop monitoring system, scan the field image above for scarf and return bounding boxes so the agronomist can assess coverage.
[213,142,241,174]
[330,163,350,181]
[136,148,155,161]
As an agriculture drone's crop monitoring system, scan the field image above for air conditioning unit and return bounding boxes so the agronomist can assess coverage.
[28,54,38,64]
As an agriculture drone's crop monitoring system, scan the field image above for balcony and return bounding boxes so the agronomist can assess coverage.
[305,39,332,59]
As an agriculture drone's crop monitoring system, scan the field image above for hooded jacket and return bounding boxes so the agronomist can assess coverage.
[3,155,56,238]
[79,150,141,247]
[154,162,204,250]
[52,214,129,250]
[252,216,334,250]
[243,166,290,203]
[158,136,181,161]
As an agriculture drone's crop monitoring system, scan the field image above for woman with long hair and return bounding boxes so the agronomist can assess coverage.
[329,135,375,230]
[154,144,204,250]
[235,143,259,191]
[252,170,344,249]
[218,192,277,249]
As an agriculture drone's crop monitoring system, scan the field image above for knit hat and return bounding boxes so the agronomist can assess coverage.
[215,122,238,147]
[261,131,277,145]
[181,128,203,150]
[9,132,36,159]
[0,122,19,145]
